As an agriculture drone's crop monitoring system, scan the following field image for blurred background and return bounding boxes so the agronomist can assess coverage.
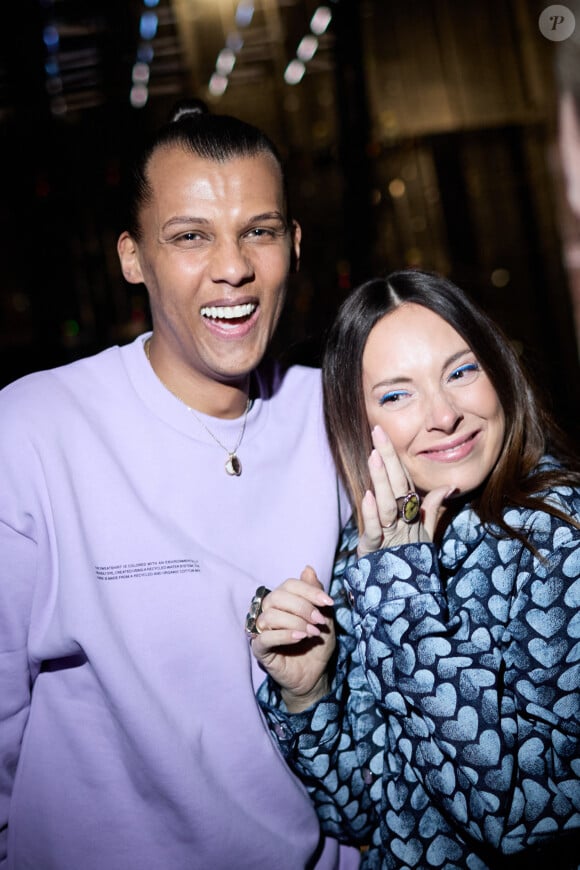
[1,0,579,434]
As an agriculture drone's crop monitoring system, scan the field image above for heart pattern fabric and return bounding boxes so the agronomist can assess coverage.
[259,462,580,868]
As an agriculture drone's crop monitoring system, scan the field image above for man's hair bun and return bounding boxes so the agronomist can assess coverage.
[169,98,209,124]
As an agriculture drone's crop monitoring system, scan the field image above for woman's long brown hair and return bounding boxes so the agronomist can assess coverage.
[323,270,579,546]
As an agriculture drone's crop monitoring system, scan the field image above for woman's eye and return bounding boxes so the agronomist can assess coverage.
[448,362,479,382]
[378,390,409,406]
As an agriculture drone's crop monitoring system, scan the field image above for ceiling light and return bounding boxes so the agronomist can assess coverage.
[297,35,318,62]
[310,7,332,35]
[284,59,305,85]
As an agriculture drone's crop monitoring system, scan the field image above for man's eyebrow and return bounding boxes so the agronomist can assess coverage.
[161,216,211,231]
[247,211,286,222]
[161,212,287,231]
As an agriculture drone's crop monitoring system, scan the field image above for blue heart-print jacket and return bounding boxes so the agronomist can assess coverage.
[258,458,580,869]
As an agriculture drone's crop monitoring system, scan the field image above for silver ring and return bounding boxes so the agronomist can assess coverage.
[396,491,421,524]
[245,585,271,638]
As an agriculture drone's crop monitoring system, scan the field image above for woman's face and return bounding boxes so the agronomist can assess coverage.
[362,303,506,497]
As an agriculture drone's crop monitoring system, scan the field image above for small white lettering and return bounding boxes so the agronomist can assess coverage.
[95,558,201,581]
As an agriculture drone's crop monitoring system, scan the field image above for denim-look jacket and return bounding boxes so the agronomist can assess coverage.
[258,459,580,869]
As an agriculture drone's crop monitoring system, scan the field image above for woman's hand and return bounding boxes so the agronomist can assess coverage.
[358,425,453,557]
[249,566,336,713]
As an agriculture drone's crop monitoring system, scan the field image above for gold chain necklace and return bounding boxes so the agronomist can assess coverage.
[144,339,250,477]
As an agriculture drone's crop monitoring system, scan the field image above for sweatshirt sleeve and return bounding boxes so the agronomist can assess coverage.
[257,521,383,847]
[0,388,42,864]
[0,520,37,863]
[343,501,580,855]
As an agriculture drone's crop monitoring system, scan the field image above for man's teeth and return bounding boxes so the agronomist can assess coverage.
[201,303,256,320]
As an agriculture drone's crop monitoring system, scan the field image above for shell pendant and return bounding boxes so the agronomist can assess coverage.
[225,453,242,476]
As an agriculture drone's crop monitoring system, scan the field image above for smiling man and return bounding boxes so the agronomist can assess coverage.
[117,143,298,418]
[0,101,357,869]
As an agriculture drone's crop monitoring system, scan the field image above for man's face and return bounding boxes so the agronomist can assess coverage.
[118,147,301,391]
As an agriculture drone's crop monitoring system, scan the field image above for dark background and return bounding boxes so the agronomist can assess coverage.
[1,0,579,436]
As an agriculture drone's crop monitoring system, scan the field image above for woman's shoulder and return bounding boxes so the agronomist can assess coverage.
[527,454,580,517]
[495,457,580,564]
[441,459,580,568]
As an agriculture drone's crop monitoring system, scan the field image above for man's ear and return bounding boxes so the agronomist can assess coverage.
[290,220,302,274]
[117,232,145,285]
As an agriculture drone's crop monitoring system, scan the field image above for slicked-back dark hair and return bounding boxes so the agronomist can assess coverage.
[125,98,289,240]
[323,269,579,542]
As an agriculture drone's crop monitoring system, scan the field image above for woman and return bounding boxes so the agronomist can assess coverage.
[249,270,580,869]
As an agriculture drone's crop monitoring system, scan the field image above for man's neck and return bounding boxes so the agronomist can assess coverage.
[144,337,251,419]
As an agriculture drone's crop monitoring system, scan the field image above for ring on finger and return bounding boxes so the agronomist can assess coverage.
[396,491,421,524]
[245,585,271,638]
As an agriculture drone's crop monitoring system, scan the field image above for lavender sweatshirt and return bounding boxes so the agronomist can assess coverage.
[0,334,357,870]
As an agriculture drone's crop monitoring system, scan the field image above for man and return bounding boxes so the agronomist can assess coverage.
[0,101,357,869]
[557,2,580,218]
[556,6,580,370]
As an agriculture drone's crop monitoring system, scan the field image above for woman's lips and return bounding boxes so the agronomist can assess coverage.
[420,430,481,462]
